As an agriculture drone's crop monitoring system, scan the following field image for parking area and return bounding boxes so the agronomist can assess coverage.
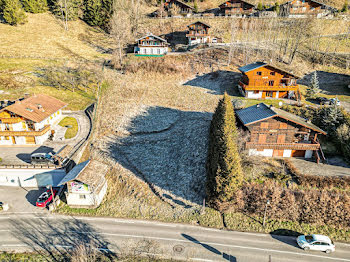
[0,145,63,166]
[0,186,50,213]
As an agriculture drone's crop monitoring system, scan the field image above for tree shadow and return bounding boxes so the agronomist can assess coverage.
[184,70,242,96]
[10,217,118,261]
[182,234,237,261]
[299,71,350,96]
[269,229,302,248]
[105,106,212,207]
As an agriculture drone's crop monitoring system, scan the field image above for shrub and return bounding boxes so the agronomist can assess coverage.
[206,93,243,206]
[2,0,27,26]
[21,0,48,13]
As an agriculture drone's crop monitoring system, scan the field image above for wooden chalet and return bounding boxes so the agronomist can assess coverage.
[0,94,66,145]
[280,0,336,17]
[164,0,194,16]
[186,21,212,46]
[236,103,326,163]
[134,34,169,56]
[219,0,255,16]
[237,62,301,101]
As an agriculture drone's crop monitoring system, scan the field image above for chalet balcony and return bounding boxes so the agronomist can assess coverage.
[186,33,209,37]
[246,141,320,151]
[0,125,51,137]
[239,81,299,91]
[0,118,23,124]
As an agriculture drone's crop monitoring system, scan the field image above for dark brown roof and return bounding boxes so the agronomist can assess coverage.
[219,0,255,8]
[187,21,211,28]
[1,94,67,123]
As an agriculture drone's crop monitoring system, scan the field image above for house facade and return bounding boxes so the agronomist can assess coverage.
[0,94,66,145]
[237,62,301,101]
[219,0,255,16]
[280,0,335,17]
[164,0,194,16]
[236,103,326,162]
[58,160,109,208]
[186,21,212,46]
[134,34,169,56]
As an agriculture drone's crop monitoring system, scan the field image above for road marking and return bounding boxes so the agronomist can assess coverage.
[191,258,214,262]
[91,232,350,262]
[2,244,28,247]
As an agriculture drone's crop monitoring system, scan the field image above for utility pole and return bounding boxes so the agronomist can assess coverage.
[263,200,270,227]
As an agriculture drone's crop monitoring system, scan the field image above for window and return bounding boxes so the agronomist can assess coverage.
[260,122,269,129]
[253,90,260,94]
[79,194,86,199]
[268,80,274,86]
[270,72,275,76]
[256,71,262,76]
[279,123,287,129]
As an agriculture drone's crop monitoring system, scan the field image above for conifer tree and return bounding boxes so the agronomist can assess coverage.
[341,0,348,12]
[83,0,113,30]
[306,71,320,98]
[320,104,344,135]
[21,0,48,13]
[206,93,243,204]
[193,0,198,13]
[3,0,27,25]
[257,2,263,10]
[274,2,280,13]
[50,0,82,21]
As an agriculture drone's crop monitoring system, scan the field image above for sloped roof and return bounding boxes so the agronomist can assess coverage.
[136,34,168,43]
[58,160,110,190]
[165,0,194,10]
[0,94,67,123]
[238,62,299,78]
[236,103,276,125]
[238,62,267,73]
[219,0,255,8]
[236,103,326,134]
[187,21,211,28]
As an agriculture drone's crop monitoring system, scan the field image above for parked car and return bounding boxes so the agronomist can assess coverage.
[31,153,53,165]
[36,189,57,207]
[330,98,340,106]
[297,234,335,253]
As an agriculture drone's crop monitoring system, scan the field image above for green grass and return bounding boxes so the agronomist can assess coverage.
[59,117,78,139]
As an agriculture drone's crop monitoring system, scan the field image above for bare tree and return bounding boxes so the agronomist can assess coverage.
[228,18,238,65]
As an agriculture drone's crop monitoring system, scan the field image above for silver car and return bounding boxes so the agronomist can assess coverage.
[297,234,335,253]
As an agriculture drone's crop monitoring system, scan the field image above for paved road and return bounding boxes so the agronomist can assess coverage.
[0,214,349,262]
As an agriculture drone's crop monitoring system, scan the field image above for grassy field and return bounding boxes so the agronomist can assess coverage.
[0,13,110,110]
[59,117,79,139]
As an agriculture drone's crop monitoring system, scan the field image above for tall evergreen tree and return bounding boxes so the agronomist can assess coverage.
[83,0,113,30]
[21,0,48,13]
[257,2,263,10]
[306,71,320,98]
[50,0,82,21]
[320,104,344,135]
[3,0,27,25]
[341,0,348,12]
[206,93,243,204]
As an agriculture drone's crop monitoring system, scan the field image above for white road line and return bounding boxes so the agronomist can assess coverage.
[2,244,28,247]
[191,259,214,262]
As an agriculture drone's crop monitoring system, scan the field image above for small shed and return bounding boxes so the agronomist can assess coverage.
[58,159,109,208]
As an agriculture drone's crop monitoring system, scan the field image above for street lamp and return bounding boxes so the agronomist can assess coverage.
[263,200,270,227]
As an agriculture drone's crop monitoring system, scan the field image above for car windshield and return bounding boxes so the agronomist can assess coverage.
[305,235,314,243]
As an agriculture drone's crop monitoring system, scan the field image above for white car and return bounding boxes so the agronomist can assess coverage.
[297,234,335,253]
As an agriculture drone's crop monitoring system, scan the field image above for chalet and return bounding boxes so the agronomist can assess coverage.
[134,34,169,56]
[236,103,326,162]
[186,21,212,46]
[0,94,66,145]
[280,0,336,17]
[219,0,255,16]
[58,159,109,208]
[164,0,194,16]
[237,62,301,101]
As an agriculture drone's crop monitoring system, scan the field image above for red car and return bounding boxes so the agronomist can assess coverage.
[36,189,57,207]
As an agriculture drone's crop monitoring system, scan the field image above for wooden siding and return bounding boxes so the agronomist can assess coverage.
[288,0,323,14]
[219,0,254,14]
[187,23,210,37]
[0,125,50,137]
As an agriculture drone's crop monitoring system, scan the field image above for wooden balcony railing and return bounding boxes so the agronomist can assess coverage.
[246,141,320,151]
[239,81,299,91]
[186,33,209,37]
[0,125,50,136]
[0,118,23,124]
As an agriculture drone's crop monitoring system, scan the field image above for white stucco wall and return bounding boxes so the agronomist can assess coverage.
[35,131,50,145]
[12,122,23,131]
[275,91,279,98]
[139,47,167,55]
[0,138,12,145]
[248,149,274,157]
[14,136,26,145]
[305,150,313,159]
[188,36,210,46]
[283,149,292,157]
[0,168,66,187]
[246,91,263,99]
[67,181,107,208]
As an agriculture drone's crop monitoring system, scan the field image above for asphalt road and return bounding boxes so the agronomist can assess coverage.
[0,214,349,262]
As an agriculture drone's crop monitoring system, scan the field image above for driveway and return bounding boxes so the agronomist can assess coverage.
[0,186,49,213]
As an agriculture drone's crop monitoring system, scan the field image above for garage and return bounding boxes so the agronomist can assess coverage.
[292,150,306,157]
